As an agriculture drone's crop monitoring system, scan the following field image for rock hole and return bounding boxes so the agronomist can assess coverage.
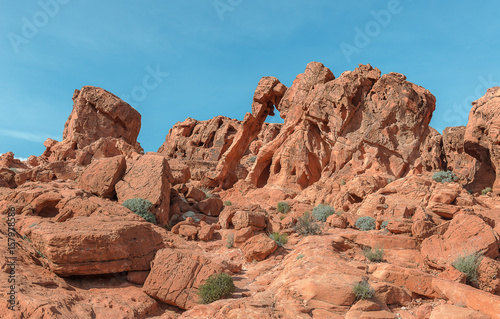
[257,161,272,188]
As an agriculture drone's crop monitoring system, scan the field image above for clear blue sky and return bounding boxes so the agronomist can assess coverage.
[1,1,499,159]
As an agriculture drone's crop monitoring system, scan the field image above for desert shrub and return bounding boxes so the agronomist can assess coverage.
[248,156,257,163]
[353,280,375,300]
[226,233,234,248]
[269,232,288,246]
[340,179,346,185]
[453,251,483,284]
[364,246,384,262]
[122,198,156,224]
[224,200,232,206]
[481,187,492,195]
[200,187,213,199]
[381,220,389,229]
[277,202,290,214]
[296,253,305,260]
[432,170,458,183]
[312,204,335,222]
[294,211,322,236]
[198,273,235,304]
[355,216,376,231]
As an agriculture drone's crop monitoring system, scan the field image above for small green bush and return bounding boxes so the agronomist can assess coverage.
[200,187,213,199]
[453,251,483,284]
[296,253,305,260]
[381,220,389,229]
[294,211,322,236]
[312,204,335,222]
[248,156,257,163]
[226,233,234,248]
[340,179,346,185]
[353,280,375,300]
[269,232,288,246]
[364,246,384,262]
[123,198,157,224]
[432,171,458,183]
[198,273,235,304]
[355,216,376,231]
[481,187,492,195]
[224,200,232,206]
[277,202,291,214]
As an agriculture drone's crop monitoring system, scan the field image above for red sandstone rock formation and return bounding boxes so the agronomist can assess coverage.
[2,63,500,319]
[42,86,143,164]
[465,86,500,191]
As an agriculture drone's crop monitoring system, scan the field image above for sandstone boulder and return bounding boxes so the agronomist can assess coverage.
[28,216,163,276]
[421,213,499,269]
[198,197,223,216]
[429,304,490,319]
[232,210,267,230]
[42,86,143,163]
[432,278,500,319]
[78,155,126,198]
[116,154,172,225]
[241,233,277,261]
[143,248,225,310]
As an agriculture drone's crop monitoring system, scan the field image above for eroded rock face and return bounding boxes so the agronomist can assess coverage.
[42,86,143,163]
[465,87,500,191]
[28,216,164,276]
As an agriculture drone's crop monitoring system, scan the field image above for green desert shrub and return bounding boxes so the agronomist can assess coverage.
[294,211,322,236]
[312,204,335,222]
[224,200,232,206]
[200,187,213,199]
[481,187,492,195]
[198,273,235,304]
[381,220,389,229]
[432,170,458,183]
[248,156,257,163]
[453,251,483,284]
[277,202,291,214]
[122,198,156,224]
[355,216,376,231]
[340,179,346,185]
[353,280,375,300]
[364,246,384,262]
[226,233,235,248]
[269,232,288,247]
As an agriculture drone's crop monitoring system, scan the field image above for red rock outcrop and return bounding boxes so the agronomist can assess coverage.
[464,86,500,191]
[443,126,479,183]
[42,86,143,164]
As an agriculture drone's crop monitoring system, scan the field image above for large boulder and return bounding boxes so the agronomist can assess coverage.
[42,86,143,163]
[78,155,126,198]
[28,216,164,276]
[143,248,225,310]
[115,154,172,225]
[421,213,500,269]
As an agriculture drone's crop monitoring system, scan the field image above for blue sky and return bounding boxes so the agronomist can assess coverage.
[1,1,499,159]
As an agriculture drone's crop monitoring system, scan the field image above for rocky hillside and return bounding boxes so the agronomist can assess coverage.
[1,62,500,319]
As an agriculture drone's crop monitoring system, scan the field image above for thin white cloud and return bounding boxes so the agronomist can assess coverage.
[15,157,28,161]
[0,129,56,143]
